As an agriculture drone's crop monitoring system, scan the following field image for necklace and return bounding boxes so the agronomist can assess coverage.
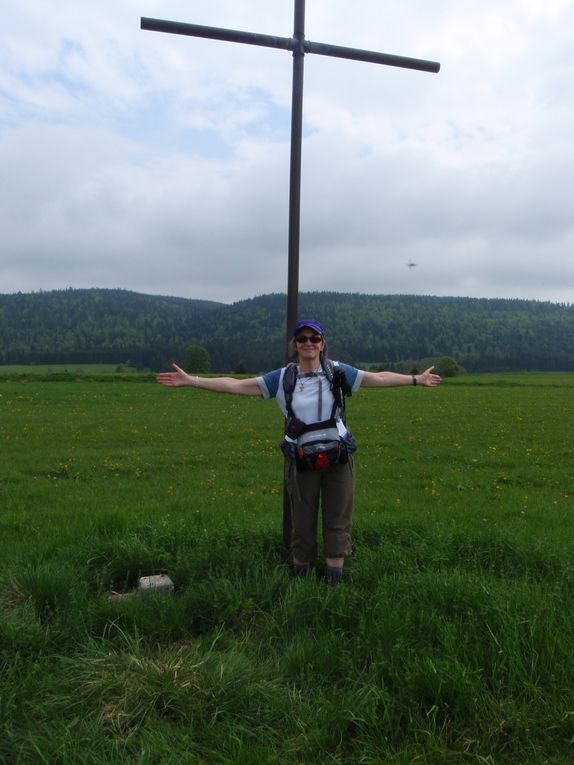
[297,368,320,392]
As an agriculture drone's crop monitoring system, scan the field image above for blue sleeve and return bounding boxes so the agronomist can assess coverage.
[257,368,282,399]
[338,362,364,393]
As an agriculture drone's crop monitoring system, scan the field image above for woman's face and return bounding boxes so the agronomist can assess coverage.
[295,330,324,365]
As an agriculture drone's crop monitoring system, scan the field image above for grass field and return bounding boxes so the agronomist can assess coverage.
[1,373,573,764]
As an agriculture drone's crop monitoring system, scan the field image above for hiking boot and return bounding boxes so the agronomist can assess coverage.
[325,566,343,587]
[293,563,310,579]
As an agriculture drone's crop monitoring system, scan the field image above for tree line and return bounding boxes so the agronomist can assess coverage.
[1,288,573,373]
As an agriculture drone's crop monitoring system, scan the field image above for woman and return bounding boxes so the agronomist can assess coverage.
[157,319,441,585]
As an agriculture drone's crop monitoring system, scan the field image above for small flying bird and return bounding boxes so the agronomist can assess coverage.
[407,261,417,269]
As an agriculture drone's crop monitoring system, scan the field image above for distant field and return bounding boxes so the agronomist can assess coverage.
[0,363,137,374]
[1,373,573,764]
[447,370,574,385]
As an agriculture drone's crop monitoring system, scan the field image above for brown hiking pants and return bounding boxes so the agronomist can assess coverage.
[284,456,355,562]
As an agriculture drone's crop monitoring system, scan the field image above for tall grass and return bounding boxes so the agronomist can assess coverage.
[1,374,573,763]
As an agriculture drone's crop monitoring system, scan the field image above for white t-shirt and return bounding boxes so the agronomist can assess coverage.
[257,362,364,440]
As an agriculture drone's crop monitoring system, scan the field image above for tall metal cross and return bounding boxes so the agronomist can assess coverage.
[141,2,440,350]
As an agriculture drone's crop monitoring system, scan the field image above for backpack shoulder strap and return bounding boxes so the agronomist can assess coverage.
[320,358,335,383]
[323,358,352,422]
[282,362,298,418]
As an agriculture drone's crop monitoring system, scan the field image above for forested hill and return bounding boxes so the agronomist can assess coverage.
[0,289,223,370]
[1,288,573,373]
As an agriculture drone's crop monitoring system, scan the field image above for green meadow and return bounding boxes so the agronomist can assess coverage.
[1,373,573,764]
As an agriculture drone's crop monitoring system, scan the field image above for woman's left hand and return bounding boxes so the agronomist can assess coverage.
[417,366,442,387]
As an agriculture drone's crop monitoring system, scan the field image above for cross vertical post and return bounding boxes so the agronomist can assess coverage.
[286,0,305,350]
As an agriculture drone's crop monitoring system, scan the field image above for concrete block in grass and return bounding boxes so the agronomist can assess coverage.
[138,574,174,596]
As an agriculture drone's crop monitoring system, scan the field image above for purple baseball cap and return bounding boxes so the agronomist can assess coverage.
[293,319,324,337]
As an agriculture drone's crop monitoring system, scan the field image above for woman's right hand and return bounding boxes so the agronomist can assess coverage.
[156,363,191,388]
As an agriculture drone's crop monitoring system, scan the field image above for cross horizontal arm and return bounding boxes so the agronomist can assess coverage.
[141,17,292,52]
[305,40,440,73]
[141,17,440,73]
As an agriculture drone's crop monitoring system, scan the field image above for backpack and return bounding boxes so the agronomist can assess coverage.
[282,359,354,471]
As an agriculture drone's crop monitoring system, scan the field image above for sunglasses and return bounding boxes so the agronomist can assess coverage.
[295,334,323,344]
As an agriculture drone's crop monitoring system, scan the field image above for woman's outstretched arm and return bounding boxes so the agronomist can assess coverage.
[157,363,262,397]
[360,366,441,388]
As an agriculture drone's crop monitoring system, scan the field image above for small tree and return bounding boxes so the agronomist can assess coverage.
[436,356,460,378]
[183,344,211,373]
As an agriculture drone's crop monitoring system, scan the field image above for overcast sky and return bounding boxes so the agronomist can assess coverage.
[2,0,573,304]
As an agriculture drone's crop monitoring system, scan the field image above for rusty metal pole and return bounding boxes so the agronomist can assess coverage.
[285,0,305,352]
[282,0,305,561]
